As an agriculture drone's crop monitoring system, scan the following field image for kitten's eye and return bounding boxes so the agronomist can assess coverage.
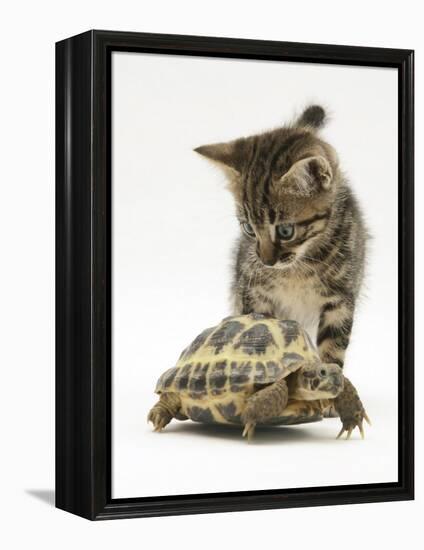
[276,224,295,241]
[242,222,256,238]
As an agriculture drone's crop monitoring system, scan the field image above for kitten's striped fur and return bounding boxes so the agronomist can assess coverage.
[195,106,367,369]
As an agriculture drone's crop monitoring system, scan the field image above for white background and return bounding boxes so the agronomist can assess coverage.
[0,1,422,549]
[112,53,398,497]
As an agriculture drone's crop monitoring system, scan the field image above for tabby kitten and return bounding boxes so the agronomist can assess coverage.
[195,105,367,369]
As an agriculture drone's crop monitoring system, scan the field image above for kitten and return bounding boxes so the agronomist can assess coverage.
[195,105,367,369]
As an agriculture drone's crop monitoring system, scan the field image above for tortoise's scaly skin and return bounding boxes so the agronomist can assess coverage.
[154,313,323,426]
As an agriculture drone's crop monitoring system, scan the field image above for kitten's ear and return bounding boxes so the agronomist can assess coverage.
[194,138,246,174]
[278,156,333,196]
[296,105,327,129]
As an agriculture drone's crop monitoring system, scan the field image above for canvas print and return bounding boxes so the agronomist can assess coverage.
[112,53,398,498]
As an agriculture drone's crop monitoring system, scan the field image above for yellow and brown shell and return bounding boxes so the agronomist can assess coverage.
[154,313,323,426]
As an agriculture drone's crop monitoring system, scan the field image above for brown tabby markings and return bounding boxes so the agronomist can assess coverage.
[195,105,367,368]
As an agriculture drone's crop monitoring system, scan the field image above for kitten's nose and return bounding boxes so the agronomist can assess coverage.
[261,256,277,266]
[257,240,277,266]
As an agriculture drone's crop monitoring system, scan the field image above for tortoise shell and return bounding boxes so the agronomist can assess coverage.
[154,314,322,425]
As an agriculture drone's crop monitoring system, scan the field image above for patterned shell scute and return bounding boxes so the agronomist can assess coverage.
[155,314,320,396]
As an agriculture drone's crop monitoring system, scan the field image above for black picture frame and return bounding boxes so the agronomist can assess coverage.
[55,29,414,520]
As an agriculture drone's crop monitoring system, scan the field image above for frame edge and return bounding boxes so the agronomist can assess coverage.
[55,30,98,520]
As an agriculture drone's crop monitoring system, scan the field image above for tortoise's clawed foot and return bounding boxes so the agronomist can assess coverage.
[147,407,172,432]
[242,422,256,442]
[336,412,370,440]
[241,405,258,442]
[334,377,370,440]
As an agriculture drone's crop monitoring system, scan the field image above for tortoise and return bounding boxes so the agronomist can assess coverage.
[148,313,370,440]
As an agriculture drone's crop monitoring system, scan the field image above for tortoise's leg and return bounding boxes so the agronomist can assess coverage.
[147,393,182,432]
[320,398,339,418]
[333,377,371,440]
[242,379,289,441]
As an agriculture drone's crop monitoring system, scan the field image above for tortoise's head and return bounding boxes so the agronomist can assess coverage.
[293,361,344,400]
